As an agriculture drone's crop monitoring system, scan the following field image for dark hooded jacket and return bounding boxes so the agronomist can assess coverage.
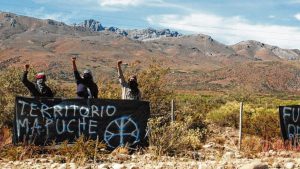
[21,71,54,97]
[74,70,98,99]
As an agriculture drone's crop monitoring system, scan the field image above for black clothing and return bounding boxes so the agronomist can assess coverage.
[21,71,54,97]
[74,70,98,99]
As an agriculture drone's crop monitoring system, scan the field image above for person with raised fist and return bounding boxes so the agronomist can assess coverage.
[117,60,141,100]
[72,57,98,99]
[21,64,54,97]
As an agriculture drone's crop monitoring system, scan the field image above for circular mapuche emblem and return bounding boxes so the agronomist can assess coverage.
[104,116,140,148]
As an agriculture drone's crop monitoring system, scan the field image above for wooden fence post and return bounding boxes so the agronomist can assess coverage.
[171,99,174,122]
[239,102,243,150]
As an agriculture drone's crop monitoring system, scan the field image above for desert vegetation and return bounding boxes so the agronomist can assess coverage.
[0,62,299,165]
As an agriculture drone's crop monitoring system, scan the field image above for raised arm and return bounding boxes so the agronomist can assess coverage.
[72,57,82,82]
[21,64,38,95]
[21,64,30,82]
[21,64,34,86]
[117,60,126,85]
[72,57,78,71]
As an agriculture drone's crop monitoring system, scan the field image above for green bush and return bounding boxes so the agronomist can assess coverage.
[207,97,291,139]
[244,107,280,139]
[138,64,173,116]
[148,117,204,156]
[207,101,252,128]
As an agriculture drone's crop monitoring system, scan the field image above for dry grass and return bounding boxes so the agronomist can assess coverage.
[0,136,107,165]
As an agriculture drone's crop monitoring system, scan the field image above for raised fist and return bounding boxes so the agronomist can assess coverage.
[117,60,122,66]
[25,64,29,70]
[72,57,76,62]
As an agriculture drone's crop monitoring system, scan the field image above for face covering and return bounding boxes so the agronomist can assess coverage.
[36,78,46,93]
[83,73,93,83]
[129,80,138,89]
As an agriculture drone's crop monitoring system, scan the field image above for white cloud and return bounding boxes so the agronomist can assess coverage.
[98,0,142,7]
[295,13,300,21]
[268,15,275,19]
[289,0,300,3]
[24,7,76,24]
[33,0,188,11]
[147,13,300,49]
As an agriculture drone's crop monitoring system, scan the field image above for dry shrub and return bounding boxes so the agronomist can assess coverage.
[242,135,264,156]
[55,136,107,165]
[0,67,74,127]
[0,136,107,164]
[138,64,173,116]
[244,107,280,139]
[0,144,42,161]
[148,117,203,156]
[0,67,29,127]
[98,79,120,99]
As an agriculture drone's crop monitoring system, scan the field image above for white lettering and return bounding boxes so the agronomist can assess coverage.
[67,119,76,133]
[45,118,53,136]
[106,105,116,116]
[89,120,97,134]
[17,118,29,137]
[56,120,65,134]
[53,105,63,118]
[31,118,41,135]
[29,103,38,117]
[78,118,86,135]
[288,124,296,139]
[91,105,99,117]
[18,100,29,116]
[41,103,51,118]
[293,108,300,123]
[70,105,79,116]
[79,107,89,117]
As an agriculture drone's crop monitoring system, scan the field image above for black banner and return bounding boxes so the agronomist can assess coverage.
[13,96,150,148]
[279,106,300,143]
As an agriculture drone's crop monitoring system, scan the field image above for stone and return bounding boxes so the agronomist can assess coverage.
[112,163,127,169]
[129,166,139,169]
[50,163,60,168]
[284,162,295,169]
[240,161,268,169]
[222,152,234,161]
[68,163,77,169]
[98,163,110,169]
[57,163,67,169]
[272,162,281,168]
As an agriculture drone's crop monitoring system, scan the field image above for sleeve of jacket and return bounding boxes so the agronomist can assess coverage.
[94,85,98,99]
[21,71,39,96]
[46,87,54,97]
[92,83,98,99]
[74,70,83,84]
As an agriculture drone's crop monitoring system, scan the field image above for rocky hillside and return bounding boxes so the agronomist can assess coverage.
[1,12,300,94]
[77,19,182,41]
[232,40,300,61]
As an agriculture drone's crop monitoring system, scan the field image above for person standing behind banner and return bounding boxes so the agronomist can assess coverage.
[117,60,141,100]
[72,57,98,99]
[21,64,54,98]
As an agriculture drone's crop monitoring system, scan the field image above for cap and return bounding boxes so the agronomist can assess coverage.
[83,69,92,76]
[35,72,46,79]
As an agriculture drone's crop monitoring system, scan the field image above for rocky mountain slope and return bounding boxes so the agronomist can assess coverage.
[78,19,182,41]
[1,12,300,94]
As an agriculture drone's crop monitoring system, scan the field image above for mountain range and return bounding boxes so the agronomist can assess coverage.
[1,12,300,94]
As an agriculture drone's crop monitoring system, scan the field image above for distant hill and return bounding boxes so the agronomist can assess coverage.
[77,19,182,41]
[1,12,300,94]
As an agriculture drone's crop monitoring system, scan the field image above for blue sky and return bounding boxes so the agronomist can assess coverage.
[1,0,300,49]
